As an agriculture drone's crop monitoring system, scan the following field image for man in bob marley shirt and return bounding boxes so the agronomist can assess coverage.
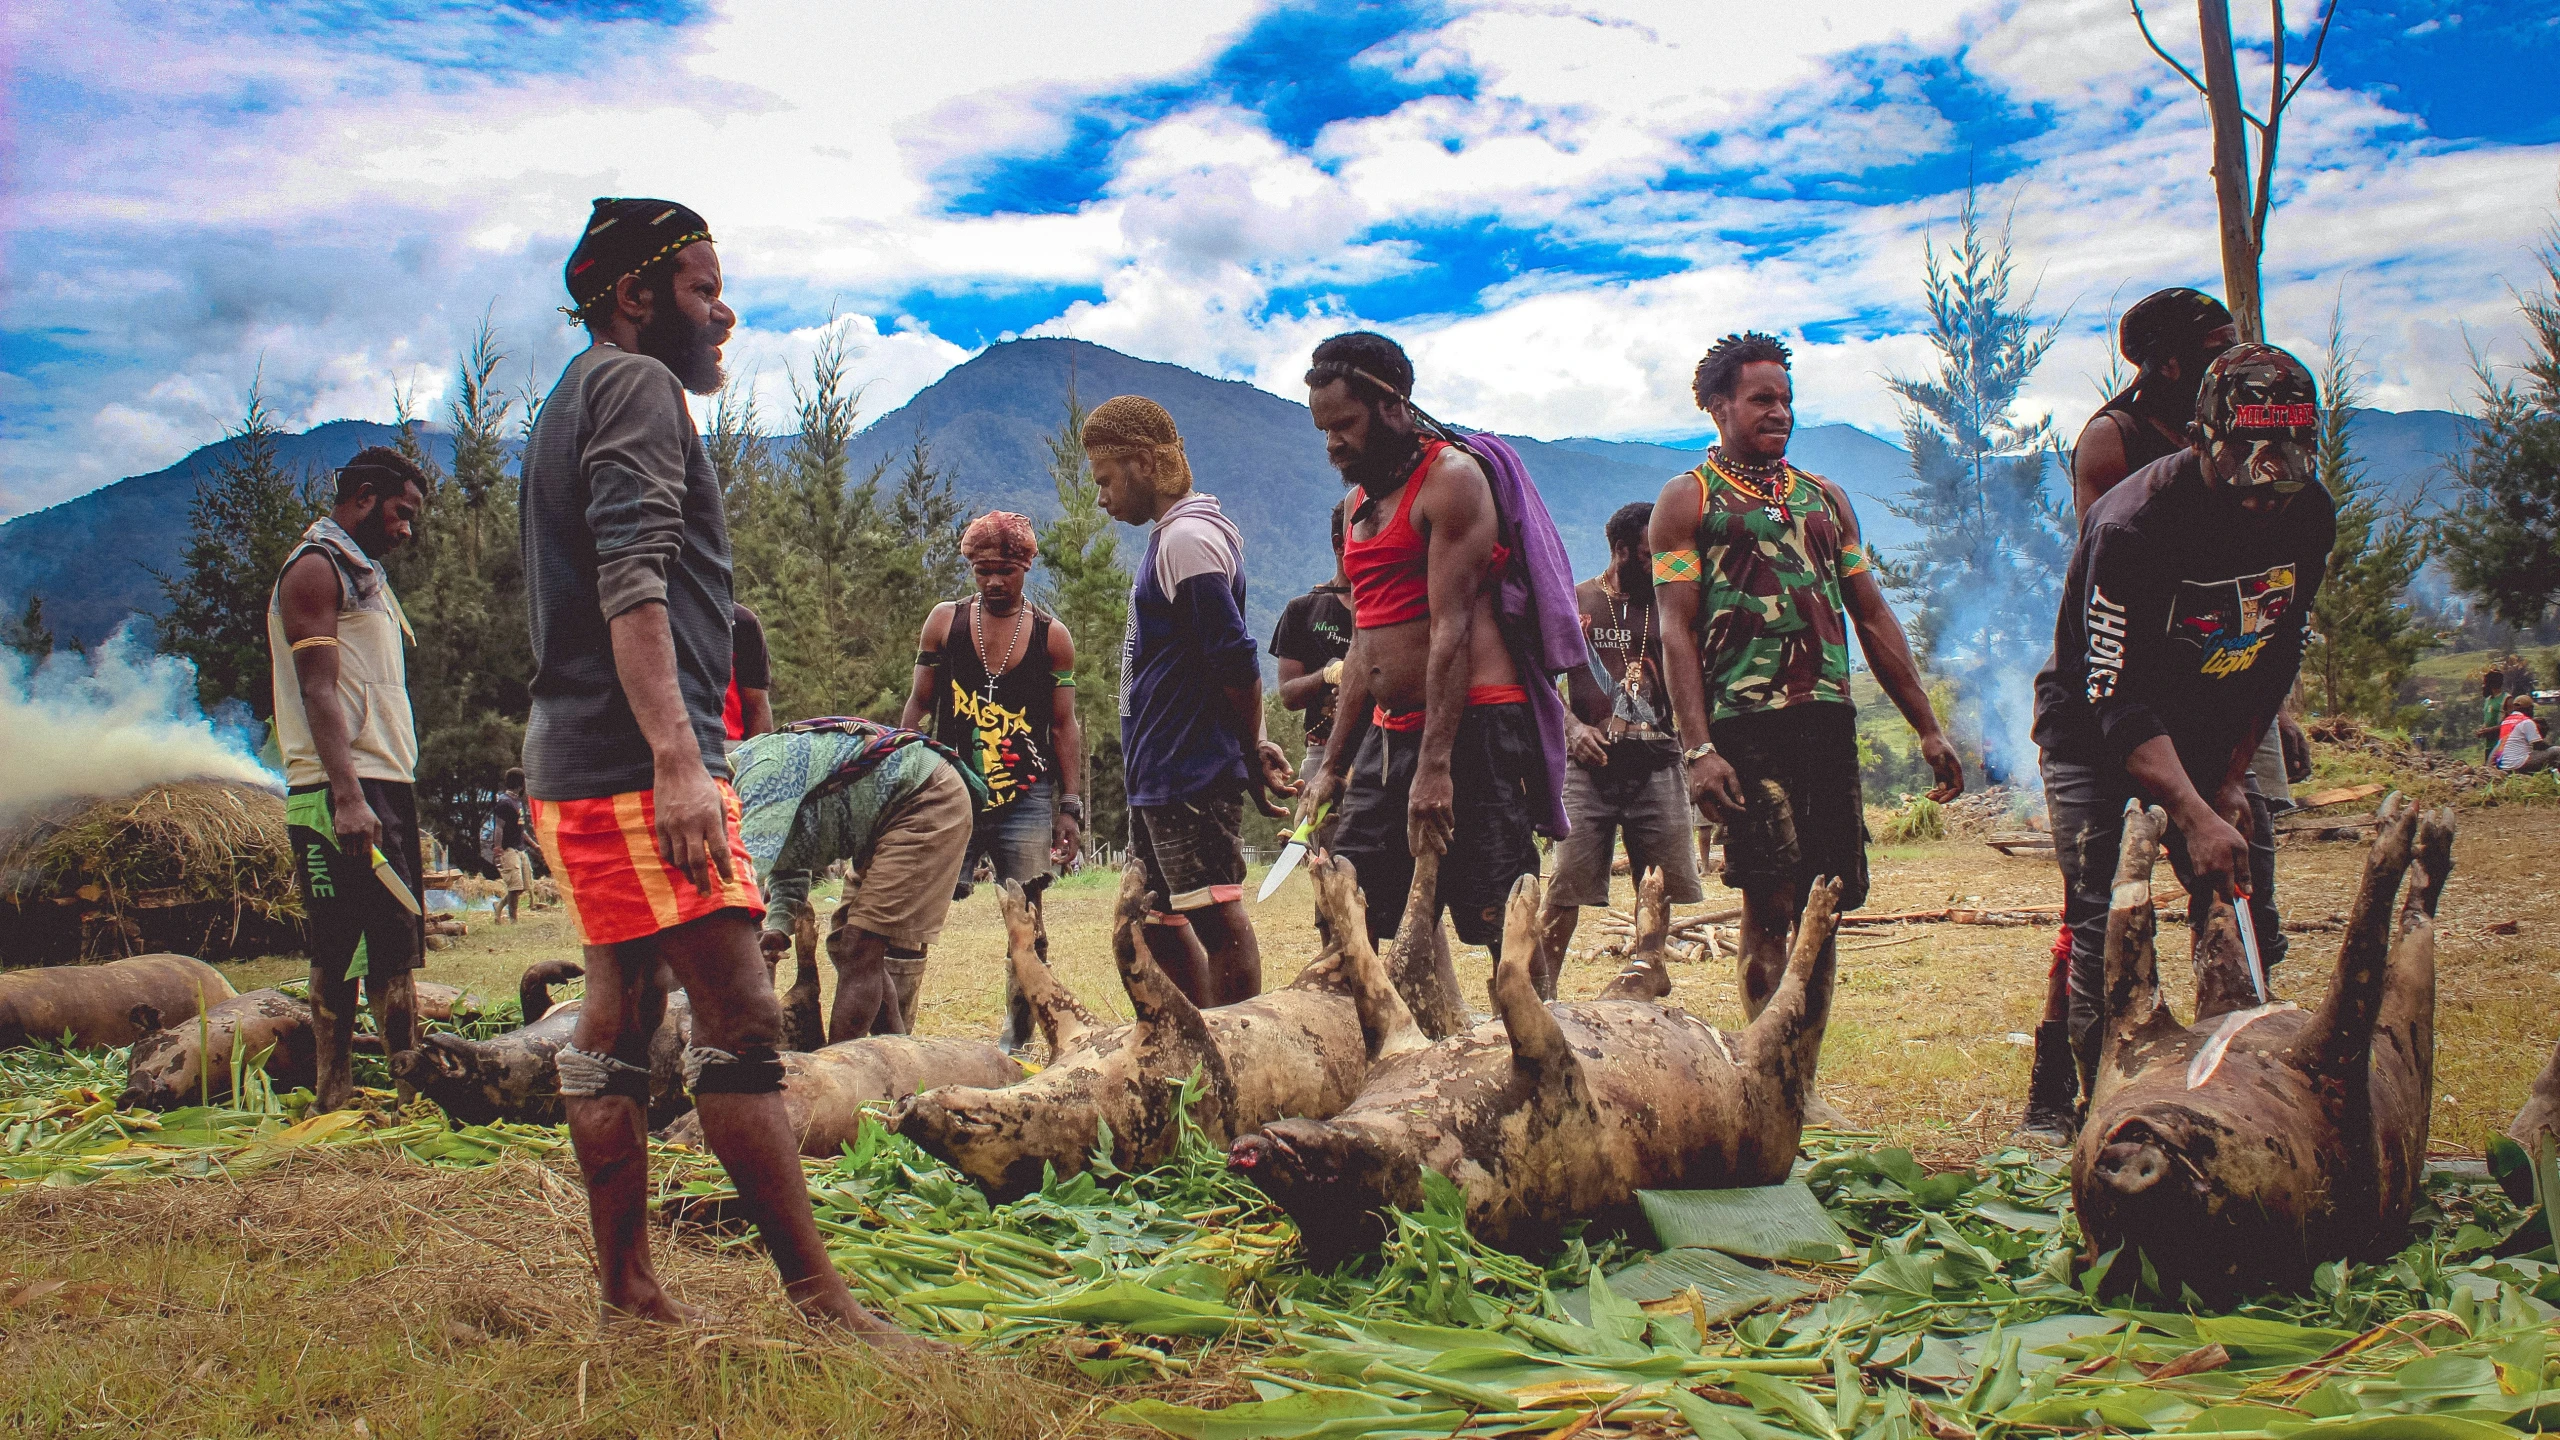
[2031,343,2335,1103]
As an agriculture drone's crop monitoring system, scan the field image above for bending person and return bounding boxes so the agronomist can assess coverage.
[738,718,985,1042]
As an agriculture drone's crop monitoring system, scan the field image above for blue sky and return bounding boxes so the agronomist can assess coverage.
[3,0,2557,516]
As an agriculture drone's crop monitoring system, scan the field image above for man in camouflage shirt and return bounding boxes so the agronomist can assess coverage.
[1652,333,1962,1020]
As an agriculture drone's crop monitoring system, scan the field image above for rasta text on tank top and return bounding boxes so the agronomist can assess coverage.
[1685,460,1872,723]
[932,599,1055,809]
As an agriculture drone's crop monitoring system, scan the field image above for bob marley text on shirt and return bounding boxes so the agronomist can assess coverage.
[949,679,1047,808]
[2169,564,2297,680]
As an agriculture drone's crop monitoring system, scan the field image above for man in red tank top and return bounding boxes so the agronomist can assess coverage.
[1298,331,1546,984]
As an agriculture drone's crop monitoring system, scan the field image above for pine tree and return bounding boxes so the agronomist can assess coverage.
[730,323,915,720]
[893,427,967,604]
[1032,387,1133,846]
[2440,236,2560,632]
[2305,315,2433,723]
[385,320,534,855]
[154,383,323,719]
[2,594,53,661]
[1878,190,2071,782]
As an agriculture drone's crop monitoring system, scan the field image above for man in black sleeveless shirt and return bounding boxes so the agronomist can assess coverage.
[2072,288,2235,515]
[900,510,1083,1051]
[1270,497,1355,777]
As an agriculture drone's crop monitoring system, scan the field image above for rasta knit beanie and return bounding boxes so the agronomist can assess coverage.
[1080,395,1193,498]
[563,198,712,323]
[2118,287,2232,367]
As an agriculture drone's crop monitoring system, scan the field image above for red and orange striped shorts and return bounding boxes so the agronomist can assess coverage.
[530,782,765,947]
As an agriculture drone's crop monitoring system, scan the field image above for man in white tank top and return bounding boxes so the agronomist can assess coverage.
[268,446,428,1112]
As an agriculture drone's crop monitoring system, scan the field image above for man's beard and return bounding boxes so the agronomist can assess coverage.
[635,297,724,396]
[2135,346,2219,426]
[348,508,395,557]
[1339,415,1423,499]
[1613,553,1648,602]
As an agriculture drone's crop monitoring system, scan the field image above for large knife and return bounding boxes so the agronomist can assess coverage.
[2233,892,2268,1004]
[371,846,423,916]
[1256,801,1333,903]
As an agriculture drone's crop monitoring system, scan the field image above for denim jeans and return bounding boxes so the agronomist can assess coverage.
[965,779,1054,888]
[2042,752,2286,1070]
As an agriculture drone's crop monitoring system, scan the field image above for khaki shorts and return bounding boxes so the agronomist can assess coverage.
[498,847,533,894]
[838,764,973,950]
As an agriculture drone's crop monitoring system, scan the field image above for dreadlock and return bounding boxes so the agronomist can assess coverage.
[1690,332,1792,409]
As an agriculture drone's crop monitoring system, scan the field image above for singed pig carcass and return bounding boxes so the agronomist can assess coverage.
[1229,869,1844,1263]
[390,960,694,1128]
[2074,796,2451,1300]
[120,987,318,1109]
[663,1034,1024,1158]
[889,855,1419,1200]
[0,953,237,1051]
[2509,1045,2560,1159]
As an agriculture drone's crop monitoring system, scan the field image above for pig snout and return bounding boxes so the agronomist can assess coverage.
[2095,1139,2170,1195]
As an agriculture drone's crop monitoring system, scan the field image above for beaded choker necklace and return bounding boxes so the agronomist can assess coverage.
[1706,447,1799,524]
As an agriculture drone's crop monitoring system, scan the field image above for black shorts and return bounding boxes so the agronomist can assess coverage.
[285,779,424,983]
[1710,701,1869,910]
[1333,702,1542,947]
[1131,793,1246,917]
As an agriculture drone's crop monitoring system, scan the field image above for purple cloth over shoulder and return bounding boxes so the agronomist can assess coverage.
[1458,431,1582,839]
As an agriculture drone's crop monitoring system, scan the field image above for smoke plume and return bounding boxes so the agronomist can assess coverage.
[0,623,281,826]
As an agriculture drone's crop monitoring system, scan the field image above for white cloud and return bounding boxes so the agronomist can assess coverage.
[3,0,2554,518]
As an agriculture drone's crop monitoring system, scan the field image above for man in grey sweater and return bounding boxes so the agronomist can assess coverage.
[518,198,898,1339]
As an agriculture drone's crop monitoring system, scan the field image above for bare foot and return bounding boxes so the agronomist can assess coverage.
[600,1285,707,1326]
[805,1295,958,1355]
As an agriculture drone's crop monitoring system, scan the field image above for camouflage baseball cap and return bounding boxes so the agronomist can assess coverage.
[2194,342,2319,492]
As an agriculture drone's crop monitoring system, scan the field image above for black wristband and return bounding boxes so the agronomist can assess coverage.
[1058,795,1085,819]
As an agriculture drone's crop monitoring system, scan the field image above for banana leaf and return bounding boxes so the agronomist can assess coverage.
[1555,1246,1814,1327]
[1639,1183,1853,1262]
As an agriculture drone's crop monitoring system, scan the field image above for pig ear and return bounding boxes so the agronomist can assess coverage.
[1493,873,1570,1072]
[2292,795,2420,1087]
[129,1003,163,1034]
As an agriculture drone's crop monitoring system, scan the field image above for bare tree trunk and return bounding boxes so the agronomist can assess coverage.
[2195,0,2264,341]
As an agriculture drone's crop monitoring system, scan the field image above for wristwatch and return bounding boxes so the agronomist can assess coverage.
[1682,741,1718,764]
[1058,794,1086,821]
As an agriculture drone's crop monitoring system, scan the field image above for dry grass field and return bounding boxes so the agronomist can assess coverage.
[8,800,2558,1437]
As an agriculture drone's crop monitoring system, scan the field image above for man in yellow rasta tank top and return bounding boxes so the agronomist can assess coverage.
[1651,333,1963,1050]
[268,446,431,1112]
[900,510,1084,1051]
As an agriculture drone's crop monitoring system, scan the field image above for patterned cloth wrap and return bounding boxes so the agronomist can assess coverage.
[732,718,989,886]
[1686,459,1872,722]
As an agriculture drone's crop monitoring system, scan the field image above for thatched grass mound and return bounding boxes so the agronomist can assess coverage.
[0,780,301,967]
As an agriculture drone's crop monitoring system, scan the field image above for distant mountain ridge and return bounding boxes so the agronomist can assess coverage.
[1,339,2474,661]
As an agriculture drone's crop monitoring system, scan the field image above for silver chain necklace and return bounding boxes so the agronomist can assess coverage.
[970,596,1028,703]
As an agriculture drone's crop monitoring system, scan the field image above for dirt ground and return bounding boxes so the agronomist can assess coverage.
[230,800,2560,1158]
[15,799,2554,1436]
